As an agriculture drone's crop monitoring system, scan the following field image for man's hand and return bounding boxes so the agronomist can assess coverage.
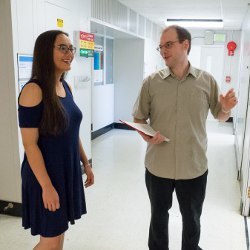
[138,131,165,144]
[219,88,238,112]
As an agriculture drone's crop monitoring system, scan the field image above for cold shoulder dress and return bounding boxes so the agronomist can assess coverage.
[18,79,86,237]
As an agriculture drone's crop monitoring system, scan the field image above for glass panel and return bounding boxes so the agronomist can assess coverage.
[106,38,113,84]
[93,36,104,85]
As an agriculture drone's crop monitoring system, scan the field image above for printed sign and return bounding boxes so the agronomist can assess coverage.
[17,54,33,92]
[78,31,95,57]
[57,18,64,28]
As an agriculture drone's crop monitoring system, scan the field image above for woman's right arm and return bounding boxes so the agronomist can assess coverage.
[19,83,60,212]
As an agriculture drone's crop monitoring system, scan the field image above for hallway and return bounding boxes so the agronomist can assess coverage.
[0,121,246,249]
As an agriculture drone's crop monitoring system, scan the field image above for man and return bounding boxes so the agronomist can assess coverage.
[132,25,237,250]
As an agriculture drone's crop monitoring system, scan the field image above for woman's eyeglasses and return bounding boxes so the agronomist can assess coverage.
[55,44,76,54]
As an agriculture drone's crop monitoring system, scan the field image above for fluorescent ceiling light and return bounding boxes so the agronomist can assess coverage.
[165,19,223,29]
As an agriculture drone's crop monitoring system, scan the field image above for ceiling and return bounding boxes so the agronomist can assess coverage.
[91,22,141,39]
[118,0,249,30]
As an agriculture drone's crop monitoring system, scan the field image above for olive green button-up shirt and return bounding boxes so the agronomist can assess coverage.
[133,65,222,180]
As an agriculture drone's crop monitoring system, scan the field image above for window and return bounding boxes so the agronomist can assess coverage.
[93,36,104,85]
[105,38,113,84]
[93,35,114,85]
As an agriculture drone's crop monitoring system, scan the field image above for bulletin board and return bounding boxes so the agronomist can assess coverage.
[17,54,33,92]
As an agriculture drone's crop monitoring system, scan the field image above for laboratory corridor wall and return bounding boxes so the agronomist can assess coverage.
[0,0,92,215]
[235,5,250,216]
[114,38,144,122]
[0,0,21,211]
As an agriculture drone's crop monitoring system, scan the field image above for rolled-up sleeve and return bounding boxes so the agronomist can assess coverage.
[132,78,151,120]
[209,76,222,118]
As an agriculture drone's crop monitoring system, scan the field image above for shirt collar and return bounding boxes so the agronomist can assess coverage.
[159,62,198,79]
[188,64,198,78]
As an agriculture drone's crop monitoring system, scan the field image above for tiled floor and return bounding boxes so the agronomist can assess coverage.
[0,121,247,249]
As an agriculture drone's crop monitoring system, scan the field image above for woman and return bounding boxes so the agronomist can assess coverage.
[18,30,94,249]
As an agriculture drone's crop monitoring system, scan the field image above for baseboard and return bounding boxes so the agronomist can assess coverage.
[226,117,233,122]
[92,118,232,140]
[244,216,249,250]
[0,200,22,217]
[91,122,135,140]
[113,122,134,130]
[91,123,114,140]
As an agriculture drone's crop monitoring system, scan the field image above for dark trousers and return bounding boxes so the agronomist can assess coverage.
[145,169,207,250]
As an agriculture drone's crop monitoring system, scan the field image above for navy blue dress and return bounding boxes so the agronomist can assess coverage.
[18,79,86,237]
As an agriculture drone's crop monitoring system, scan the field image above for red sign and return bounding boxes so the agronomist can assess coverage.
[79,32,94,50]
[77,31,95,57]
[80,32,94,42]
[227,41,237,56]
[225,76,231,83]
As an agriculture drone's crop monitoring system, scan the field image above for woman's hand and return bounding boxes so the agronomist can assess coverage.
[42,184,60,212]
[84,164,94,188]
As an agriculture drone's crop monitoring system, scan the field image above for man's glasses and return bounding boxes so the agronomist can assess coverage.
[55,44,76,54]
[156,41,179,52]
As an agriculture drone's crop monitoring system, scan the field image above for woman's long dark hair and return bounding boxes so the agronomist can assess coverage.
[31,30,69,136]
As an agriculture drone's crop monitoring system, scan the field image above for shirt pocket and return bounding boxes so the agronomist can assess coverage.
[187,88,209,114]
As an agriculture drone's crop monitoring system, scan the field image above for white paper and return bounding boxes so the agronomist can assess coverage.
[120,120,170,142]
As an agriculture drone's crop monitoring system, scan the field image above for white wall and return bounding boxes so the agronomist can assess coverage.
[143,38,164,76]
[92,83,114,131]
[234,6,250,215]
[187,29,242,121]
[114,38,145,122]
[90,33,163,130]
[189,29,241,95]
[234,10,250,171]
[188,45,201,68]
[0,0,92,203]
